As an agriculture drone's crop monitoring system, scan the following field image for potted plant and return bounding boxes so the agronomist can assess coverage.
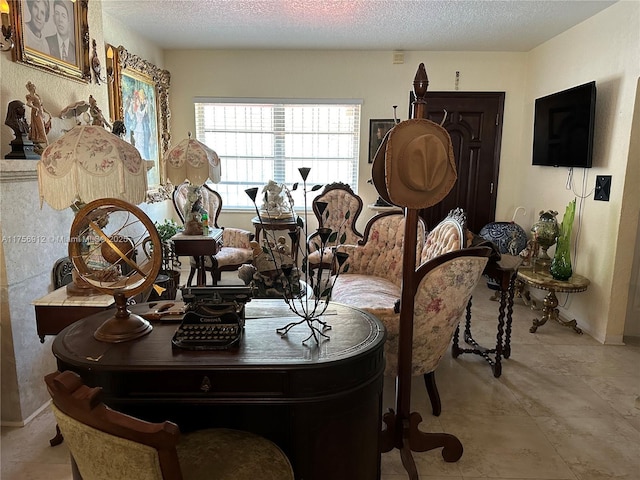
[154,219,183,300]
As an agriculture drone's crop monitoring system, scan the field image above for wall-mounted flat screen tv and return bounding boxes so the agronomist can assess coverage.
[532,81,596,168]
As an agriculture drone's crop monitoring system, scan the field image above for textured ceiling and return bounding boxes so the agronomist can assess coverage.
[101,0,617,51]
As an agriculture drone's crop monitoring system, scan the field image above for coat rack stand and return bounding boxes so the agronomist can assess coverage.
[378,64,463,479]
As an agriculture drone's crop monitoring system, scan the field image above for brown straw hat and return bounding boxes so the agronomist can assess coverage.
[384,118,456,209]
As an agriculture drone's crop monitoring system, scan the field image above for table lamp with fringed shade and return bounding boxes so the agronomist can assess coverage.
[37,124,149,296]
[37,125,147,210]
[165,133,221,234]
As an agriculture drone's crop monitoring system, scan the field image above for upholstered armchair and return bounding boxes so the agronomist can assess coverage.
[307,182,364,271]
[45,370,294,480]
[213,227,255,282]
[173,182,254,286]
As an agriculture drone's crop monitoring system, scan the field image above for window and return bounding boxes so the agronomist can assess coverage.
[194,98,361,209]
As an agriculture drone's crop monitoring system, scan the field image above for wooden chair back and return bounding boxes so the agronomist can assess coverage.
[307,183,364,270]
[310,182,364,246]
[46,370,183,480]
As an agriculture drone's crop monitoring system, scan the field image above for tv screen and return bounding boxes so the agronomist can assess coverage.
[532,81,596,168]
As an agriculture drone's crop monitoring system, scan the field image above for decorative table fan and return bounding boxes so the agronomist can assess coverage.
[68,198,162,342]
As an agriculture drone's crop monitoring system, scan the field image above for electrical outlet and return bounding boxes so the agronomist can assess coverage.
[594,175,612,201]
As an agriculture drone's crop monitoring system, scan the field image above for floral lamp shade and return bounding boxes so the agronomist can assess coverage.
[165,134,221,185]
[37,125,147,210]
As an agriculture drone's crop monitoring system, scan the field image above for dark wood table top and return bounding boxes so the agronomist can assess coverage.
[53,300,386,371]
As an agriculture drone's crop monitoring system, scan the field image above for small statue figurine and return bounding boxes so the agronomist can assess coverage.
[4,100,39,159]
[25,81,51,154]
[260,180,292,218]
[183,187,206,235]
[5,100,30,137]
[88,95,111,130]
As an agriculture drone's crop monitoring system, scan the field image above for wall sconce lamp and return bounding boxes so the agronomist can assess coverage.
[0,0,14,52]
[106,45,115,83]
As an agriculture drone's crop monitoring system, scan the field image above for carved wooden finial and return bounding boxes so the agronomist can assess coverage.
[413,63,429,98]
[412,63,429,119]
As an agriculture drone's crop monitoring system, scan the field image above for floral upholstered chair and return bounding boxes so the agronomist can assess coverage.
[46,370,294,480]
[307,182,364,271]
[173,182,254,286]
[387,247,490,417]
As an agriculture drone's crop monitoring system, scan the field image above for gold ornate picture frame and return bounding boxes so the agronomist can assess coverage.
[106,44,171,201]
[12,0,91,82]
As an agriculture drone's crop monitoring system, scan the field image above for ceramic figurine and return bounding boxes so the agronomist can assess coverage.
[88,95,111,129]
[25,81,51,153]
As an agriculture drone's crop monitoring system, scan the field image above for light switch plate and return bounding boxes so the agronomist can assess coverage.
[594,175,612,201]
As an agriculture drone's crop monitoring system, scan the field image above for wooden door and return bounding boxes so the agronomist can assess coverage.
[412,92,505,233]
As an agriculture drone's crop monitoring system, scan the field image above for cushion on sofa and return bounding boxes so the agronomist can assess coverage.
[331,274,399,312]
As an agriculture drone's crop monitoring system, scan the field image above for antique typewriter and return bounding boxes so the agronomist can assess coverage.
[171,286,252,351]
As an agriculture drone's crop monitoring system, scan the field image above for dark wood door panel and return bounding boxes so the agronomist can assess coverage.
[412,92,504,233]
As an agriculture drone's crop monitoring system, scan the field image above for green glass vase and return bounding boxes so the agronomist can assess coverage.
[550,199,576,281]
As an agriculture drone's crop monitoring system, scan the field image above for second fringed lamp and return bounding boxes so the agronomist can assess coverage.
[165,133,221,234]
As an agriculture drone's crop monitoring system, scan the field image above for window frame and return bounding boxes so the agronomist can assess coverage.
[193,97,362,211]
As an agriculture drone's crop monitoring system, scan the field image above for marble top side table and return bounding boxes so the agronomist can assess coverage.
[516,267,590,334]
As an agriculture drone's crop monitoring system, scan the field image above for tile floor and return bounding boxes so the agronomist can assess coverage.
[2,280,639,480]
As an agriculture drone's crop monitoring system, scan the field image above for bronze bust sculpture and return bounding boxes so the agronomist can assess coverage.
[5,100,30,137]
[4,99,39,159]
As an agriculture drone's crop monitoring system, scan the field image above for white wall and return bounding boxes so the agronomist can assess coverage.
[522,1,639,343]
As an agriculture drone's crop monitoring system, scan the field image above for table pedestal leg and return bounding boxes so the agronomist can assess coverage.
[529,289,582,334]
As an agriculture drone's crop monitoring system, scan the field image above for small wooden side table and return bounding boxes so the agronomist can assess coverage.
[171,229,223,286]
[453,254,521,378]
[516,267,590,334]
[33,287,115,342]
[251,216,300,263]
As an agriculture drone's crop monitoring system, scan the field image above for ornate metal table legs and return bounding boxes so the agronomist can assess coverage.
[529,289,583,334]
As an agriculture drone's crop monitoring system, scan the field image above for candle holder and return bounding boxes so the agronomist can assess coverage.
[245,167,349,344]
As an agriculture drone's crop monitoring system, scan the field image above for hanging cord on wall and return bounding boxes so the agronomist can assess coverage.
[560,168,591,308]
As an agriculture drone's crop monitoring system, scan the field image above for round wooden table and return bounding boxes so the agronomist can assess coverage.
[516,267,590,334]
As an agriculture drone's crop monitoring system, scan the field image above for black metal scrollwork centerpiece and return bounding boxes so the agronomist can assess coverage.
[245,167,349,344]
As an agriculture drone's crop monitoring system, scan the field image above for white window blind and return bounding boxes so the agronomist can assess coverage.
[194,98,361,209]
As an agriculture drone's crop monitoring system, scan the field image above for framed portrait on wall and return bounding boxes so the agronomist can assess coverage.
[11,0,91,82]
[368,119,395,163]
[106,44,171,196]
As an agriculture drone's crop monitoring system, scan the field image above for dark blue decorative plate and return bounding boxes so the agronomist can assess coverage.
[479,221,528,255]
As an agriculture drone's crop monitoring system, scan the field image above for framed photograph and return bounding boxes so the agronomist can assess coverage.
[106,44,171,198]
[11,0,91,82]
[368,119,395,163]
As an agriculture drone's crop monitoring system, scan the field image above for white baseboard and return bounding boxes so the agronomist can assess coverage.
[1,399,51,428]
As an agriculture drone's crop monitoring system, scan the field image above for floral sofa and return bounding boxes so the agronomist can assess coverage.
[330,208,469,376]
